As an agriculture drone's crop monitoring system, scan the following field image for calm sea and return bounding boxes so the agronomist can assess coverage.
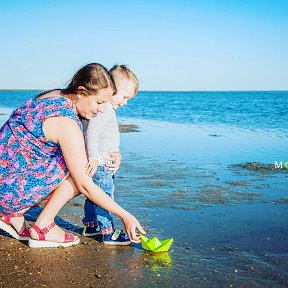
[0,90,287,132]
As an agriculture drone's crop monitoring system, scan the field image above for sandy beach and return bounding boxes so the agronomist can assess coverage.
[1,121,287,288]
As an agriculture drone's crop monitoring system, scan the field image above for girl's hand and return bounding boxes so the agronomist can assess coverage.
[106,152,122,173]
[85,159,99,177]
[121,212,146,243]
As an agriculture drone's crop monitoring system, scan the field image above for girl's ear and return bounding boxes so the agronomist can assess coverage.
[77,86,85,98]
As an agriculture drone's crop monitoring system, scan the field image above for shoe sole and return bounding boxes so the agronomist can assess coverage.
[0,220,29,241]
[103,240,131,246]
[82,232,102,237]
[28,237,80,248]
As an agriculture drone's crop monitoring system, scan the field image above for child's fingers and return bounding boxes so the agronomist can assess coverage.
[106,156,115,161]
[108,167,118,171]
[107,155,121,165]
[105,162,115,167]
[108,166,118,171]
[107,162,120,171]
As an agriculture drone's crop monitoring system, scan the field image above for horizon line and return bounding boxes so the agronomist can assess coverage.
[0,89,288,93]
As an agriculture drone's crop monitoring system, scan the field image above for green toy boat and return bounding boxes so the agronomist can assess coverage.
[140,234,173,252]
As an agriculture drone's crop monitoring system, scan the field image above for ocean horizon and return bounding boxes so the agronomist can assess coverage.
[1,90,288,128]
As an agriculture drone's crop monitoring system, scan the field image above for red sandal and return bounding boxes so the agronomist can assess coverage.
[0,212,30,241]
[28,222,80,248]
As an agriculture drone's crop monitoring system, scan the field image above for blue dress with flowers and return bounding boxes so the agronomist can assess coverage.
[0,96,82,216]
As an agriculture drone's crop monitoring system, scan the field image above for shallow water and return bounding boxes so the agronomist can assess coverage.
[115,121,287,287]
[119,118,288,164]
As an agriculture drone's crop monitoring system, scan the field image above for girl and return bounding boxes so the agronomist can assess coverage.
[0,63,145,248]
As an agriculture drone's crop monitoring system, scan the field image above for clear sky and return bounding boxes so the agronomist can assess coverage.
[0,0,288,91]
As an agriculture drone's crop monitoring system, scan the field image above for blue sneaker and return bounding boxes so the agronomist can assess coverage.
[82,226,102,237]
[102,229,131,245]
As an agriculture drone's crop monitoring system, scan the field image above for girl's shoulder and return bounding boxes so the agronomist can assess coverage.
[32,92,73,116]
[34,89,62,100]
[28,93,82,130]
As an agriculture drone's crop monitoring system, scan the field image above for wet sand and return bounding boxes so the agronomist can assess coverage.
[1,121,288,287]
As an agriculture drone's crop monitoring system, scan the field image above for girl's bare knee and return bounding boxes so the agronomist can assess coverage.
[36,176,79,206]
[36,195,51,206]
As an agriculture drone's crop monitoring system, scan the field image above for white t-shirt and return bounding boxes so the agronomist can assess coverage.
[81,102,120,162]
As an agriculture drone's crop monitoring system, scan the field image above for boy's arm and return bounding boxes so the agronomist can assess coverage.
[84,115,104,176]
[101,105,121,172]
[85,115,102,161]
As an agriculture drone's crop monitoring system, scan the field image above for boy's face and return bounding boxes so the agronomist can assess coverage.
[110,79,136,110]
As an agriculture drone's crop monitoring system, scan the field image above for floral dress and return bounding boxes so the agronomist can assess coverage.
[0,96,82,216]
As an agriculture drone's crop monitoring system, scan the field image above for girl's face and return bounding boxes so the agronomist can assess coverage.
[75,87,114,119]
[110,80,136,110]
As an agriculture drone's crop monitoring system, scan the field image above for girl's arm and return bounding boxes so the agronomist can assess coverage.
[43,116,145,242]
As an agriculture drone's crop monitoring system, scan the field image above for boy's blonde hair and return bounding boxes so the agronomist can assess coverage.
[109,65,139,95]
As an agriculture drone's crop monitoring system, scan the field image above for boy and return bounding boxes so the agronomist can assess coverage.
[82,65,139,245]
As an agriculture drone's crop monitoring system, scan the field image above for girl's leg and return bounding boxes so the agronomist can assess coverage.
[0,207,29,234]
[29,176,80,242]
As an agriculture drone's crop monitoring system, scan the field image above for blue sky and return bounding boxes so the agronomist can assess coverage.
[0,0,288,90]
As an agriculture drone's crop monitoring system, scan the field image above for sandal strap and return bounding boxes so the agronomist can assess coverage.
[64,232,76,243]
[20,227,31,237]
[2,212,25,225]
[41,222,56,234]
[32,222,56,241]
[9,212,25,217]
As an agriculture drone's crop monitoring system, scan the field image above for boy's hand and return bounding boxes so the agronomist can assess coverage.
[85,159,99,177]
[106,152,122,173]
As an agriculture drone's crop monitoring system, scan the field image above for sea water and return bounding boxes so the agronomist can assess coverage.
[1,90,288,130]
